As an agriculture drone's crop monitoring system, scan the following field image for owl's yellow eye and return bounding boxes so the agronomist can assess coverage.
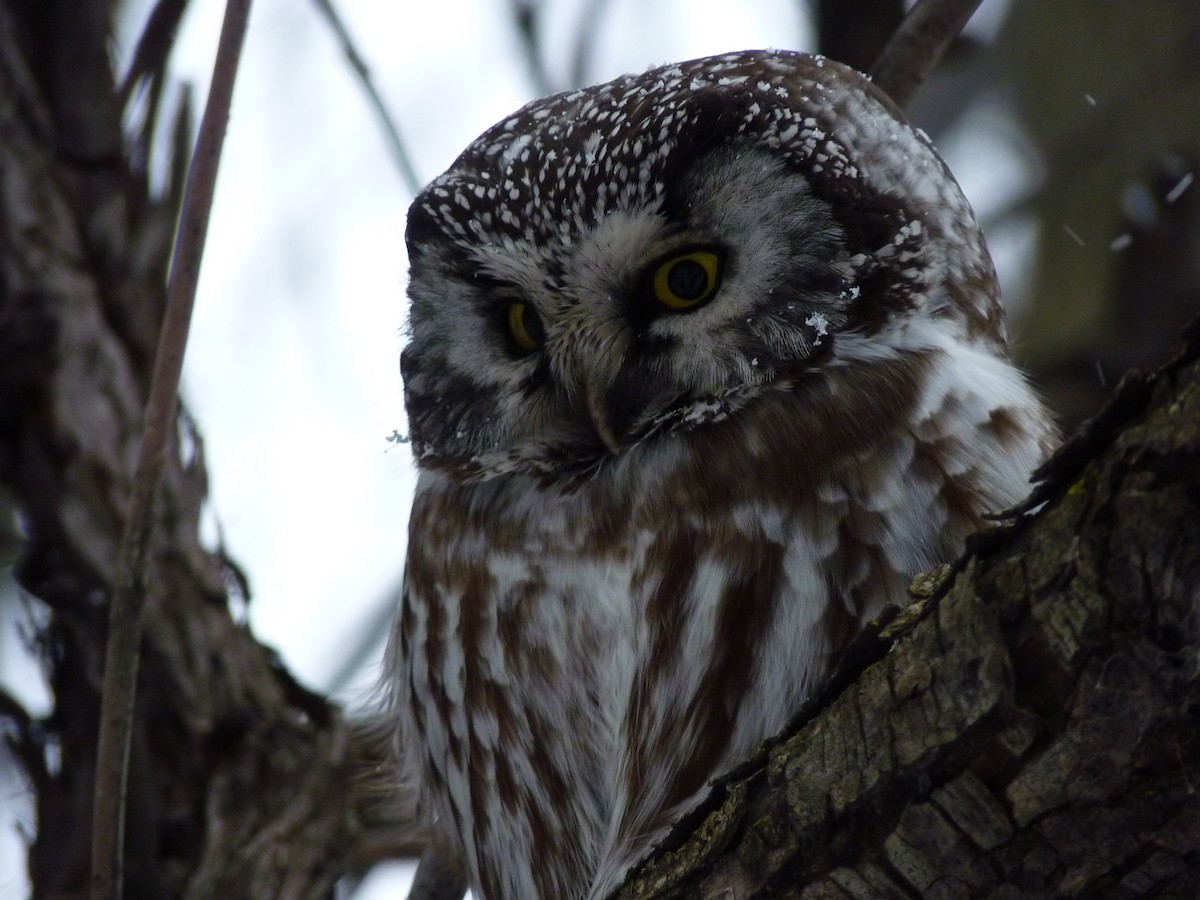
[652,249,722,311]
[506,301,544,353]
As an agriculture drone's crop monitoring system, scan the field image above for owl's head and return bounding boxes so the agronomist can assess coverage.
[402,50,1003,480]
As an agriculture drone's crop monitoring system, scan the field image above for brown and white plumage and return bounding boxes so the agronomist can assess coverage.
[392,50,1056,900]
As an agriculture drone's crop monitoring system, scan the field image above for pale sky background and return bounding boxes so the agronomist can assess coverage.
[0,1,1030,895]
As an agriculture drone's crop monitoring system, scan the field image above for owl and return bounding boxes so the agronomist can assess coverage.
[391,50,1056,900]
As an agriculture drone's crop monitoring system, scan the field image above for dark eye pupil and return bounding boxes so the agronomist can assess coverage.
[666,260,709,300]
[522,305,546,344]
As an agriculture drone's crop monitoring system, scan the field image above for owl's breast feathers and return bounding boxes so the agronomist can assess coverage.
[398,334,1053,899]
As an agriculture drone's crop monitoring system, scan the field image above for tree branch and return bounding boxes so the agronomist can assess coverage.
[568,0,610,89]
[307,0,423,195]
[509,0,554,96]
[91,2,252,896]
[869,0,983,107]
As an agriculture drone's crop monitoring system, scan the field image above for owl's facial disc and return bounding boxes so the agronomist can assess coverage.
[403,151,859,474]
[533,153,854,454]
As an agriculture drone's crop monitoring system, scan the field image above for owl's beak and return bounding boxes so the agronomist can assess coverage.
[584,378,624,455]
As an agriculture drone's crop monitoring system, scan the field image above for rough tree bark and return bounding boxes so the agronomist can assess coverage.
[1,1,1197,898]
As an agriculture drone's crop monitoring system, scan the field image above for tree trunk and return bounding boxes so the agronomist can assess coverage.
[1,1,1197,897]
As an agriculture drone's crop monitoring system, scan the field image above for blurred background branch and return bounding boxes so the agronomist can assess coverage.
[869,0,983,106]
[309,0,423,194]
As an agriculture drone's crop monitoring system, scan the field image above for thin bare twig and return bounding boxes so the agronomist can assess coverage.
[90,1,252,897]
[568,0,610,89]
[308,0,423,195]
[869,0,983,107]
[118,0,191,107]
[510,0,554,96]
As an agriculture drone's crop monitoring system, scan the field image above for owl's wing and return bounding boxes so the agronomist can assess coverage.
[387,575,470,900]
[409,819,469,900]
